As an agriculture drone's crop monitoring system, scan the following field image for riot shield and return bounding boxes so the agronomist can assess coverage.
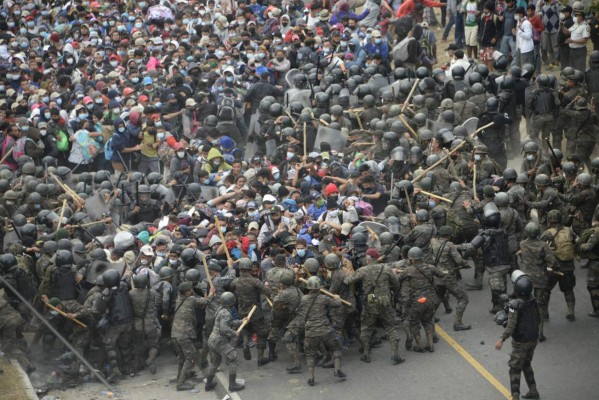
[368,75,391,97]
[288,89,313,109]
[265,139,277,157]
[85,260,126,284]
[245,140,259,160]
[358,221,390,236]
[314,126,347,152]
[426,119,442,134]
[85,192,110,221]
[379,80,402,99]
[3,229,19,251]
[248,113,260,137]
[198,185,220,202]
[154,184,176,206]
[462,117,479,136]
[285,69,300,88]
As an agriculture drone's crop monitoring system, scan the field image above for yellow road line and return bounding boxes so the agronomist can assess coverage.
[435,324,511,399]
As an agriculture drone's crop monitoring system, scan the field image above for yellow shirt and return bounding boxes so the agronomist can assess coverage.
[141,131,159,158]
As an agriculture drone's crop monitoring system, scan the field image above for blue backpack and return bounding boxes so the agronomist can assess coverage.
[104,136,114,161]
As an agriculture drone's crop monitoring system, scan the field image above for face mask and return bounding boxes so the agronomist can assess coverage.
[118,127,126,133]
[340,41,347,47]
[273,172,280,180]
[34,204,41,209]
[177,151,185,158]
[202,178,211,184]
[220,226,227,233]
[559,13,565,20]
[50,310,59,316]
[213,159,222,166]
[226,76,234,83]
[157,133,165,140]
[155,121,162,127]
[20,28,27,35]
[57,99,62,105]
[297,249,306,257]
[526,154,535,161]
[169,258,178,265]
[14,11,21,16]
[474,154,481,161]
[255,63,262,68]
[375,38,382,44]
[112,108,120,114]
[40,129,47,136]
[21,126,29,132]
[514,15,520,21]
[286,152,294,159]
[79,114,88,119]
[329,210,339,217]
[42,97,49,103]
[131,77,139,83]
[110,61,118,67]
[140,259,148,266]
[428,200,436,208]
[156,251,167,257]
[6,200,14,206]
[183,19,190,24]
[316,199,324,207]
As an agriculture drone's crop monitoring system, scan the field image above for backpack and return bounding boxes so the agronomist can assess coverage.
[218,97,236,120]
[12,136,34,160]
[546,227,575,261]
[104,136,114,161]
[355,199,374,217]
[56,130,69,152]
[420,30,434,59]
[322,210,343,225]
[393,37,415,64]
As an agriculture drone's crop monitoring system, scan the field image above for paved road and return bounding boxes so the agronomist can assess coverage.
[45,265,599,400]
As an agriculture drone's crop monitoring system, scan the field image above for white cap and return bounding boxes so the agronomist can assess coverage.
[140,245,154,256]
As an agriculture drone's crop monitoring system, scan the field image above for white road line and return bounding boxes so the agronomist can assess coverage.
[216,371,242,400]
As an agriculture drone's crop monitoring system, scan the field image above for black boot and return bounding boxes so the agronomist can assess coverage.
[205,376,217,391]
[243,346,251,360]
[268,341,277,361]
[229,373,245,392]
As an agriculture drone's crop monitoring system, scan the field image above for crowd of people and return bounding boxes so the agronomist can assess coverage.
[1,1,599,399]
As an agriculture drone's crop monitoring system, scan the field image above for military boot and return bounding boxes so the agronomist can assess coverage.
[257,348,270,366]
[228,373,245,392]
[170,364,183,384]
[412,335,426,353]
[268,341,277,361]
[390,340,405,365]
[333,357,346,380]
[443,297,453,313]
[243,345,252,360]
[146,348,158,374]
[286,352,302,373]
[307,367,315,386]
[425,331,435,352]
[489,292,503,314]
[360,343,371,363]
[176,379,195,391]
[522,368,539,398]
[521,387,540,399]
[454,308,472,331]
[509,368,521,400]
[199,344,209,369]
[205,375,217,391]
[565,291,576,321]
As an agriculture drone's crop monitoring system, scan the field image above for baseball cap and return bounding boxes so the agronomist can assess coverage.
[140,244,154,256]
[248,221,260,231]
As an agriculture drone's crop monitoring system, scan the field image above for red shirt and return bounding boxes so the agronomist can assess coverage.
[396,0,445,18]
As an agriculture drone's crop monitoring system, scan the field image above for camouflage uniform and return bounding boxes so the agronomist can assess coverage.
[405,221,437,260]
[499,205,524,268]
[518,238,555,340]
[345,262,401,361]
[171,294,210,384]
[0,296,31,371]
[564,185,598,234]
[206,306,243,381]
[327,266,355,341]
[130,286,161,372]
[563,102,597,171]
[231,271,270,361]
[271,284,303,367]
[528,186,562,231]
[397,261,445,351]
[429,237,470,327]
[576,227,599,316]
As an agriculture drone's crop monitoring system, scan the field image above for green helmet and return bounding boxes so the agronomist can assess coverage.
[324,253,340,269]
[306,276,321,290]
[280,269,295,286]
[438,225,453,237]
[3,190,18,201]
[159,266,175,280]
[185,269,201,283]
[220,291,236,306]
[408,247,423,260]
[524,222,540,239]
[547,209,561,224]
[379,232,394,245]
[304,258,320,275]
[238,258,253,270]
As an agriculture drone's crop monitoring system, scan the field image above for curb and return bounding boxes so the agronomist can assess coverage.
[10,359,38,400]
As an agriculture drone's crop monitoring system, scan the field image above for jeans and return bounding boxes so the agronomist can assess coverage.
[455,12,465,47]
[443,12,455,40]
[500,35,516,63]
[440,0,447,26]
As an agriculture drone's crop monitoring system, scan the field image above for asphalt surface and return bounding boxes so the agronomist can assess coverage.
[47,263,598,400]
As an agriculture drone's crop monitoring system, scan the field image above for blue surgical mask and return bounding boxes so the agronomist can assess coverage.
[375,38,382,44]
[202,178,211,184]
[428,200,436,208]
[157,133,165,140]
[226,76,234,83]
[79,113,88,119]
[220,226,227,233]
[286,152,294,159]
[156,251,167,257]
[297,249,306,257]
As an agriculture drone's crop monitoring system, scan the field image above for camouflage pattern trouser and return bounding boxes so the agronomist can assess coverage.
[304,332,341,369]
[408,299,437,345]
[0,306,31,370]
[101,322,133,373]
[587,263,599,312]
[436,279,469,313]
[508,340,538,396]
[240,312,268,350]
[360,306,400,346]
[207,335,238,377]
[173,338,197,378]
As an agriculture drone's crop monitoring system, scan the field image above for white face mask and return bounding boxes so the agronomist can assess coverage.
[177,151,185,158]
[329,209,339,217]
[474,154,481,161]
[526,154,535,161]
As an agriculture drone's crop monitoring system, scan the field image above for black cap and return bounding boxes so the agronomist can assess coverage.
[563,5,572,13]
[446,43,458,51]
[515,6,525,14]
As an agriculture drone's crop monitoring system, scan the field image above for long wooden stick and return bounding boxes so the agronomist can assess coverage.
[404,187,414,215]
[236,305,257,334]
[45,302,87,328]
[399,114,419,140]
[299,278,352,306]
[366,225,379,242]
[214,218,231,261]
[473,162,478,201]
[49,173,85,206]
[401,78,420,112]
[0,146,14,165]
[303,122,307,156]
[419,190,453,203]
[264,296,273,307]
[56,199,67,231]
[411,122,494,184]
[201,254,214,293]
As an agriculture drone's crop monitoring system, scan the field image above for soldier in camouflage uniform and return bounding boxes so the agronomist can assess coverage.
[527,174,562,231]
[204,291,246,393]
[453,91,480,124]
[495,271,541,400]
[171,281,212,391]
[199,260,236,368]
[231,258,271,366]
[496,192,524,269]
[324,253,355,355]
[405,209,437,260]
[265,254,287,361]
[130,273,161,375]
[0,295,32,372]
[540,210,577,321]
[430,226,472,331]
[563,173,598,235]
[292,276,345,387]
[345,248,404,365]
[575,223,599,317]
[397,247,446,353]
[562,96,597,171]
[517,223,555,342]
[378,232,401,262]
[272,269,303,372]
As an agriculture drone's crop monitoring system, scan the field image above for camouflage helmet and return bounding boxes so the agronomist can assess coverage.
[185,268,201,283]
[438,225,454,237]
[324,253,340,269]
[304,258,320,275]
[133,273,149,288]
[3,190,18,201]
[547,209,561,224]
[280,269,295,286]
[494,192,510,207]
[379,232,394,245]
[238,258,253,270]
[407,247,424,260]
[159,266,175,280]
[220,291,236,306]
[306,276,321,290]
[524,222,540,239]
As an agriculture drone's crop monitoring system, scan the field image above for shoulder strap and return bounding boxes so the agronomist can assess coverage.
[433,240,449,267]
[414,264,435,287]
[304,293,320,322]
[368,265,385,295]
[173,296,188,316]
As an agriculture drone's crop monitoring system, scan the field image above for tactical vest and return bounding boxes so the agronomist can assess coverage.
[483,229,510,267]
[533,89,554,115]
[109,286,134,325]
[512,299,540,342]
[585,68,599,93]
[52,267,78,300]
